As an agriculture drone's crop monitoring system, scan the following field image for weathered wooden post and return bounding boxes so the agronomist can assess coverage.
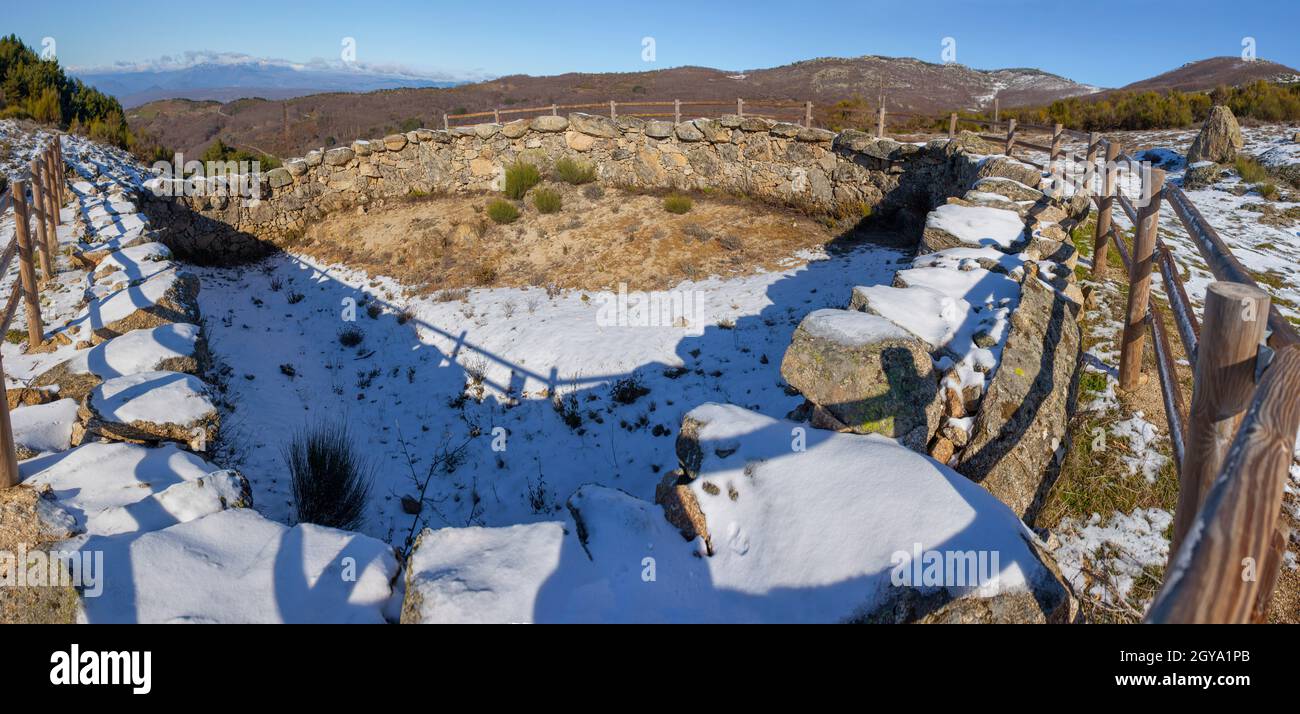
[948,112,958,139]
[1004,118,1017,156]
[1169,281,1271,553]
[11,180,44,348]
[0,352,19,488]
[609,100,617,120]
[442,114,449,131]
[805,101,813,128]
[737,98,744,117]
[1118,167,1167,391]
[1084,131,1100,195]
[44,146,61,242]
[39,154,60,264]
[993,97,999,124]
[29,161,54,281]
[876,104,886,138]
[1092,140,1120,279]
[1147,342,1300,623]
[493,108,500,124]
[1049,122,1063,168]
[674,99,681,125]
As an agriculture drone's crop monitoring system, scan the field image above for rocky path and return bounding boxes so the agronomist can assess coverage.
[2,133,399,623]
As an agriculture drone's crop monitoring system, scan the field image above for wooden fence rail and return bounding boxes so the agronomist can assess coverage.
[981,119,1300,621]
[0,139,62,489]
[443,98,817,130]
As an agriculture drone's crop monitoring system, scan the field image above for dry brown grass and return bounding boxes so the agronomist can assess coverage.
[0,486,79,624]
[296,185,842,293]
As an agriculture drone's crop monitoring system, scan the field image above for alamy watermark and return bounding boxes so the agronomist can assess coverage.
[147,153,264,202]
[890,542,1001,590]
[0,544,103,597]
[596,282,706,332]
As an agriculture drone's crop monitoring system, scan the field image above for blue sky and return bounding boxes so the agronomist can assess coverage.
[5,0,1299,87]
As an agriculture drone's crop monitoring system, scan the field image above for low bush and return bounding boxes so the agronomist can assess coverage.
[663,194,693,214]
[553,157,596,185]
[533,188,563,214]
[1234,156,1269,184]
[504,161,542,199]
[283,421,373,530]
[487,199,520,224]
[338,325,365,347]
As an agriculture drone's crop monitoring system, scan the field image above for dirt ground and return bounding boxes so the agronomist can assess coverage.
[294,185,847,294]
[0,486,79,624]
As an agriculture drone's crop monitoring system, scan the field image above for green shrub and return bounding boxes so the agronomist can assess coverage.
[1234,156,1269,184]
[488,199,520,224]
[663,194,693,214]
[553,157,596,185]
[1257,183,1279,200]
[504,161,542,199]
[533,188,562,214]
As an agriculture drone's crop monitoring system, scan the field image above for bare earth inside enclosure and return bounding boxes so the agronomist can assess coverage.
[294,187,852,292]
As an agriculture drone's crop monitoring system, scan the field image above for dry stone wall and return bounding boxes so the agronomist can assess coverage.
[138,113,1013,264]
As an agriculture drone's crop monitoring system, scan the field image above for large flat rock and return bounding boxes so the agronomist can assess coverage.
[780,309,943,450]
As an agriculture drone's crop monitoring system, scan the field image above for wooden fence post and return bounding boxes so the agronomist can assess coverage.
[443,114,449,131]
[493,108,500,124]
[29,161,54,281]
[674,99,681,124]
[1084,131,1100,195]
[875,104,886,138]
[1169,281,1270,554]
[1004,118,1016,156]
[610,100,617,120]
[11,180,44,348]
[737,98,744,117]
[0,353,19,488]
[1050,122,1063,167]
[44,147,61,245]
[1092,140,1119,279]
[993,97,999,124]
[1118,167,1167,391]
[551,104,558,117]
[1146,343,1300,623]
[948,112,957,139]
[805,101,813,128]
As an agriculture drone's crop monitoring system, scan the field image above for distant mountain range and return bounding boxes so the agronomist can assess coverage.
[72,52,475,107]
[123,54,1300,160]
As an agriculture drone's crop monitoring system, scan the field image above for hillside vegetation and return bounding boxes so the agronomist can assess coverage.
[0,34,168,160]
[989,80,1300,131]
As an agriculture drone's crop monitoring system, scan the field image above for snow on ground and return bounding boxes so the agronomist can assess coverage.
[1054,508,1173,608]
[200,239,906,544]
[76,509,398,624]
[404,403,1054,623]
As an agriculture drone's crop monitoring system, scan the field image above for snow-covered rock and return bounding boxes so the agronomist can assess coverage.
[31,323,206,402]
[93,242,174,280]
[780,308,943,450]
[76,509,399,623]
[57,266,200,344]
[920,204,1029,254]
[10,398,79,459]
[20,442,228,536]
[76,371,218,450]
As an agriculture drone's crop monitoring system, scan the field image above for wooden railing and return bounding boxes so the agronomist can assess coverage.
[443,98,816,129]
[0,138,65,489]
[977,118,1300,622]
